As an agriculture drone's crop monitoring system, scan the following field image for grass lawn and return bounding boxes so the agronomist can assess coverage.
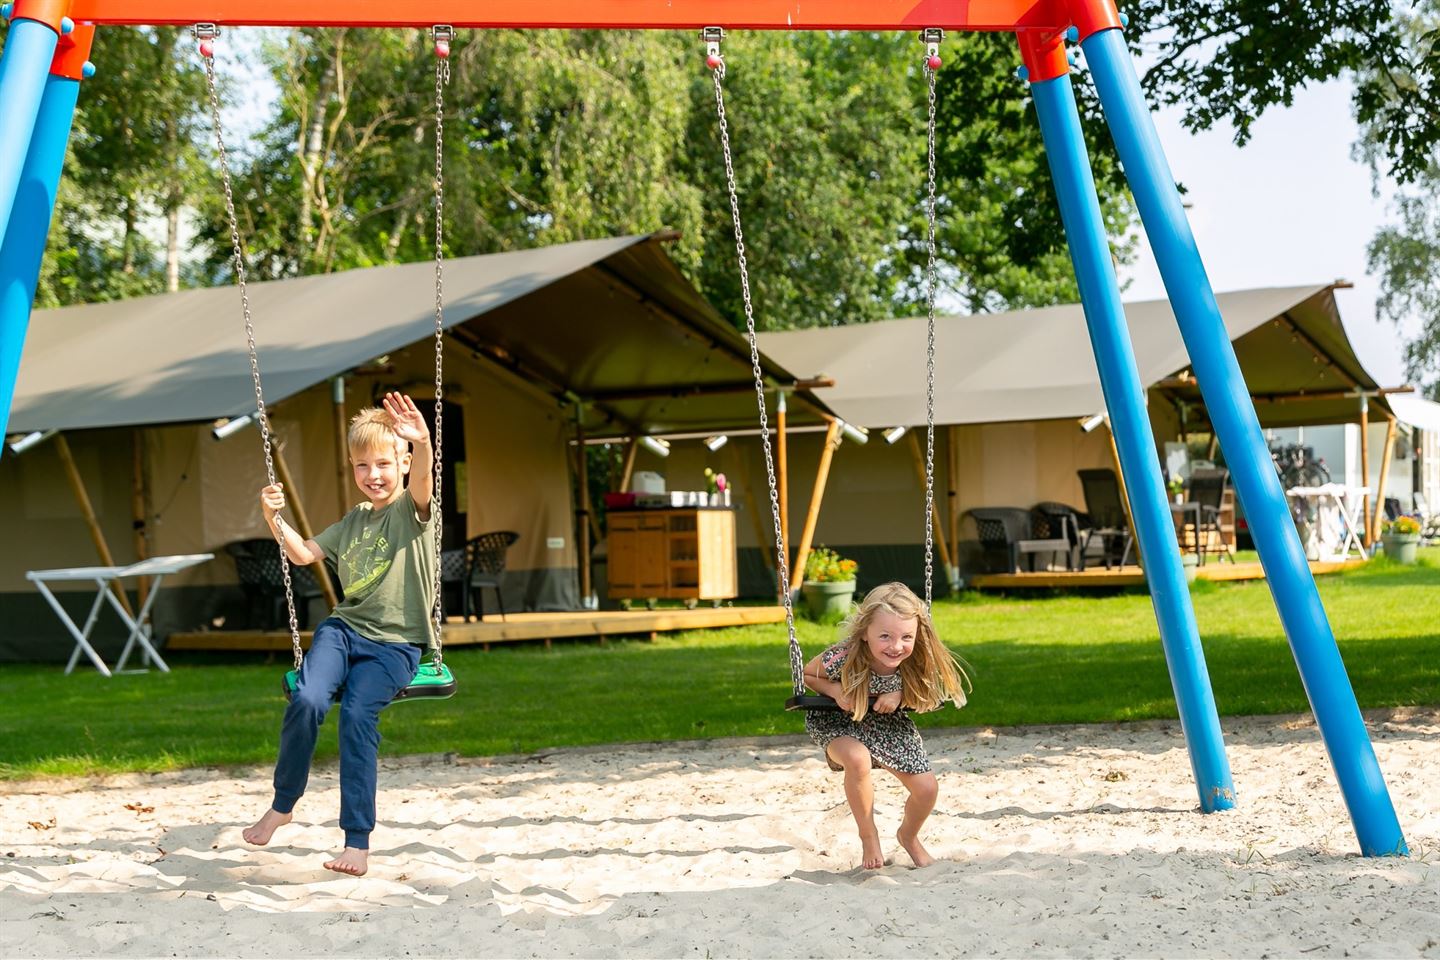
[1,549,1436,780]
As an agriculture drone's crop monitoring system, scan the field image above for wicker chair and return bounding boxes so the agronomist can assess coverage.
[225,538,327,629]
[464,531,520,620]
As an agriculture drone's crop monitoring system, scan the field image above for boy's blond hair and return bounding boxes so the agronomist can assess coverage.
[348,407,408,458]
[835,582,970,721]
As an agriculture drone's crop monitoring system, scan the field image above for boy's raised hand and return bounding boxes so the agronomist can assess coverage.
[260,482,286,518]
[382,392,431,446]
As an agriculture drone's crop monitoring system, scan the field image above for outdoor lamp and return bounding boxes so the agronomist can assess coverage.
[212,413,256,441]
[837,420,869,445]
[640,435,671,457]
[704,435,729,452]
[1080,412,1107,434]
[5,429,56,455]
[882,426,908,445]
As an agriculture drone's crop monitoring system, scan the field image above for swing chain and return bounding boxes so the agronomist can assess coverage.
[922,31,941,609]
[706,34,805,698]
[429,26,452,669]
[197,25,304,668]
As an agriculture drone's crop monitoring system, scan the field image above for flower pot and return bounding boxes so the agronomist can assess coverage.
[801,580,856,620]
[1381,533,1420,565]
[1181,552,1199,583]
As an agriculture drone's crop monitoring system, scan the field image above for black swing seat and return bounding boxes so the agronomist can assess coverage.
[785,694,915,713]
[283,661,457,704]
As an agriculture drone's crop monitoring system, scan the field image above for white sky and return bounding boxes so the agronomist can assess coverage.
[215,31,1415,387]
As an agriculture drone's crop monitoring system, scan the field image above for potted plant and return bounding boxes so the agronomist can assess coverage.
[1181,551,1200,583]
[800,546,858,621]
[1380,516,1422,565]
[1168,477,1186,505]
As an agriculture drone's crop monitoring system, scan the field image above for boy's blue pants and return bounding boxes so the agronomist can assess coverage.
[270,618,420,850]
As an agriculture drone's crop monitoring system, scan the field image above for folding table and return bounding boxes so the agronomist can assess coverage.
[26,554,215,676]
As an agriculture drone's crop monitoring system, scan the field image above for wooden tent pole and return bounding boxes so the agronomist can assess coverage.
[789,419,841,593]
[777,391,790,569]
[946,424,959,566]
[907,430,955,584]
[574,407,593,603]
[333,376,350,520]
[1359,395,1371,545]
[617,436,639,494]
[272,441,341,609]
[1373,416,1397,543]
[130,429,152,609]
[55,433,136,620]
[1106,423,1139,564]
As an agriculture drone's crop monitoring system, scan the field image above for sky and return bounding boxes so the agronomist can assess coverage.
[1116,78,1415,388]
[214,30,1416,388]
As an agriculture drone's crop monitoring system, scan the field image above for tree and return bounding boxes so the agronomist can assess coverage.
[1360,3,1440,400]
[31,26,209,307]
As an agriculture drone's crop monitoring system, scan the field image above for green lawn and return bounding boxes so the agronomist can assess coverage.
[1,549,1436,780]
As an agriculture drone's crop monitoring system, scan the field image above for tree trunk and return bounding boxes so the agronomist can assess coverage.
[299,31,340,261]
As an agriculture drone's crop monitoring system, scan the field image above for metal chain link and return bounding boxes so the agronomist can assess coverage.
[708,46,806,698]
[198,26,304,668]
[922,51,940,610]
[429,28,452,669]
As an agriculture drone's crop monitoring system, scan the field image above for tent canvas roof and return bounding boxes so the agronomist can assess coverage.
[10,234,830,436]
[757,284,1387,429]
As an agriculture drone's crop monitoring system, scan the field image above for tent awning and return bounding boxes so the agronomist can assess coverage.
[757,284,1390,429]
[1388,394,1440,434]
[10,234,831,436]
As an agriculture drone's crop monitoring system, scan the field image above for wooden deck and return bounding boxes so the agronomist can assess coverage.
[167,606,787,653]
[969,558,1367,590]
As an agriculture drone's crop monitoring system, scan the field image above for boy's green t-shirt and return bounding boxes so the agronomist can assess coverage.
[313,488,437,648]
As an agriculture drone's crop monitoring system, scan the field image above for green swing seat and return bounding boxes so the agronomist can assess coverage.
[283,661,457,703]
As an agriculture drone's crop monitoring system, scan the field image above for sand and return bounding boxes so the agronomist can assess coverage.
[2,709,1437,958]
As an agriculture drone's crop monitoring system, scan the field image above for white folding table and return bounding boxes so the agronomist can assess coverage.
[1285,485,1370,562]
[27,554,215,676]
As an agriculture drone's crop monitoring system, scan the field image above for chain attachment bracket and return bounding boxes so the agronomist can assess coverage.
[702,26,725,72]
[920,27,944,69]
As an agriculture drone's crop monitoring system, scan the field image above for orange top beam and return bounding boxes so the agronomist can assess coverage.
[63,0,1070,32]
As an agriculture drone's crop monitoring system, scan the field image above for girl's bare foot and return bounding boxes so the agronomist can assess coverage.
[324,847,369,876]
[896,828,936,868]
[860,831,885,870]
[242,809,293,846]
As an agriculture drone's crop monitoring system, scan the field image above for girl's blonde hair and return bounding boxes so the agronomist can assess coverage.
[348,407,407,458]
[836,581,970,721]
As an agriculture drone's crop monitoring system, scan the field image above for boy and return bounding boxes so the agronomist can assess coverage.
[242,391,437,876]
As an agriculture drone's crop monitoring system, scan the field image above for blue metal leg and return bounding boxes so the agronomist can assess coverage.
[0,70,78,438]
[1082,25,1406,856]
[1031,70,1235,813]
[0,17,60,247]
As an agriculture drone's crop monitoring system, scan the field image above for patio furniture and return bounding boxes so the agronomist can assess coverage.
[1285,484,1369,561]
[1076,468,1134,569]
[440,548,468,619]
[465,530,520,620]
[226,539,327,630]
[963,507,1074,573]
[27,554,214,676]
[1414,491,1440,542]
[1032,501,1089,570]
[1189,468,1236,564]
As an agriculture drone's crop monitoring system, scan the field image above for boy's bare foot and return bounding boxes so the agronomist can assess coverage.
[324,847,369,876]
[860,832,885,870]
[896,828,936,868]
[242,809,293,846]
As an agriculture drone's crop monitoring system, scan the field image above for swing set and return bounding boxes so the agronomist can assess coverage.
[0,0,1409,858]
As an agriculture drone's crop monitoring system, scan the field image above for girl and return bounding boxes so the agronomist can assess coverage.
[803,581,969,870]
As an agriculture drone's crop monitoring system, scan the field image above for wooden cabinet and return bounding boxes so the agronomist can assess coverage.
[606,508,737,602]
